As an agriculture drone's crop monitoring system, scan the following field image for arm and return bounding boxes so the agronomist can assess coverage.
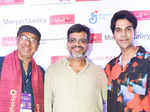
[101,70,108,112]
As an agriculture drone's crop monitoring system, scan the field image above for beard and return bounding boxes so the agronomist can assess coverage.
[69,45,87,59]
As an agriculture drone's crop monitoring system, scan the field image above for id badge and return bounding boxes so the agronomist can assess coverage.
[20,93,32,112]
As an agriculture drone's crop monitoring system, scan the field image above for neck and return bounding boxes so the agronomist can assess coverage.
[67,57,86,73]
[68,57,86,65]
[19,56,32,74]
[121,45,138,57]
[121,46,139,67]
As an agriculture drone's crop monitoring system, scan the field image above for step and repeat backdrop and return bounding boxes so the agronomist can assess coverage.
[0,0,150,69]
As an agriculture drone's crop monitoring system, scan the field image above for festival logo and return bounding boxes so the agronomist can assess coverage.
[132,10,150,20]
[1,37,16,46]
[90,33,102,43]
[50,14,75,25]
[0,0,24,5]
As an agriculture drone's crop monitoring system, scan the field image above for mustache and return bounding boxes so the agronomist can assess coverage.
[71,45,84,49]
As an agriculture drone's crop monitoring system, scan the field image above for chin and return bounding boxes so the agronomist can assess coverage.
[71,54,85,59]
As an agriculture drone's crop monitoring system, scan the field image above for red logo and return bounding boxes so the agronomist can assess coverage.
[50,14,75,25]
[0,0,24,5]
[76,0,99,1]
[51,56,64,64]
[90,33,102,43]
[132,10,150,20]
[1,37,16,46]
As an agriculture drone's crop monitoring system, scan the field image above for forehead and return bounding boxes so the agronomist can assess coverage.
[19,32,38,39]
[115,19,133,28]
[69,32,87,38]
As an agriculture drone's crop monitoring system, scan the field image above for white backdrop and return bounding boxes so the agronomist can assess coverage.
[0,0,150,69]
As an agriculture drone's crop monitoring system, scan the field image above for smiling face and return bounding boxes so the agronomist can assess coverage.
[113,18,136,50]
[17,32,39,61]
[67,31,89,59]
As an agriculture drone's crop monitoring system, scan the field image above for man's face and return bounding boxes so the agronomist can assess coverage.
[17,32,39,60]
[113,18,136,50]
[67,31,89,59]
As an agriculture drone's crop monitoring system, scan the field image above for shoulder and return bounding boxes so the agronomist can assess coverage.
[47,58,64,71]
[38,65,45,74]
[45,58,65,77]
[88,61,106,75]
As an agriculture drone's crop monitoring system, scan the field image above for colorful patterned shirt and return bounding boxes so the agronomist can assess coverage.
[105,46,150,112]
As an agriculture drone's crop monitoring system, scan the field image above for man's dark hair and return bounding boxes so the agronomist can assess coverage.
[111,10,137,33]
[67,24,91,43]
[17,25,41,41]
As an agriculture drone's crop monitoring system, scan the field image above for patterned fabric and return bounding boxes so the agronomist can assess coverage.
[105,46,150,112]
[0,50,44,112]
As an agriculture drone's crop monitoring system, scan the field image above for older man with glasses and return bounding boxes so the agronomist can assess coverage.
[0,25,44,112]
[44,23,107,112]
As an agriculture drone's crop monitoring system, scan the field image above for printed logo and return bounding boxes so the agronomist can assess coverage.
[0,0,24,5]
[51,56,64,64]
[50,14,75,25]
[90,33,102,43]
[89,10,111,24]
[1,37,16,46]
[132,10,150,20]
[89,10,98,24]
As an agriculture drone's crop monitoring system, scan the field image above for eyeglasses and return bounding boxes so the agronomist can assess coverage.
[19,35,38,43]
[68,38,88,44]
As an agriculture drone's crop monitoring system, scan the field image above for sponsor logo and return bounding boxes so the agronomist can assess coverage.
[0,0,24,5]
[134,33,150,40]
[51,56,64,64]
[1,37,16,46]
[89,10,111,24]
[132,10,150,20]
[3,18,46,25]
[90,33,102,43]
[104,34,114,40]
[50,14,75,25]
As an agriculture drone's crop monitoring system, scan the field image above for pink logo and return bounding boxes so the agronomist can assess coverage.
[132,10,150,20]
[90,33,102,43]
[51,56,64,64]
[1,37,16,46]
[50,14,75,25]
[0,0,24,5]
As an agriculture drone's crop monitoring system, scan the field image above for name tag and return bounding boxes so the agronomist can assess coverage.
[20,93,32,112]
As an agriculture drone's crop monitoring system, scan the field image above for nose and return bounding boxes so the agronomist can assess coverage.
[24,39,31,45]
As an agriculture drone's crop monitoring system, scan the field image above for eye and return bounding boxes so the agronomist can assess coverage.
[69,38,76,43]
[126,26,132,31]
[20,35,27,40]
[115,28,121,32]
[80,39,87,44]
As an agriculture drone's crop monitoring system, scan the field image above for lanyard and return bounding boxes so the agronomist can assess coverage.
[23,72,32,93]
